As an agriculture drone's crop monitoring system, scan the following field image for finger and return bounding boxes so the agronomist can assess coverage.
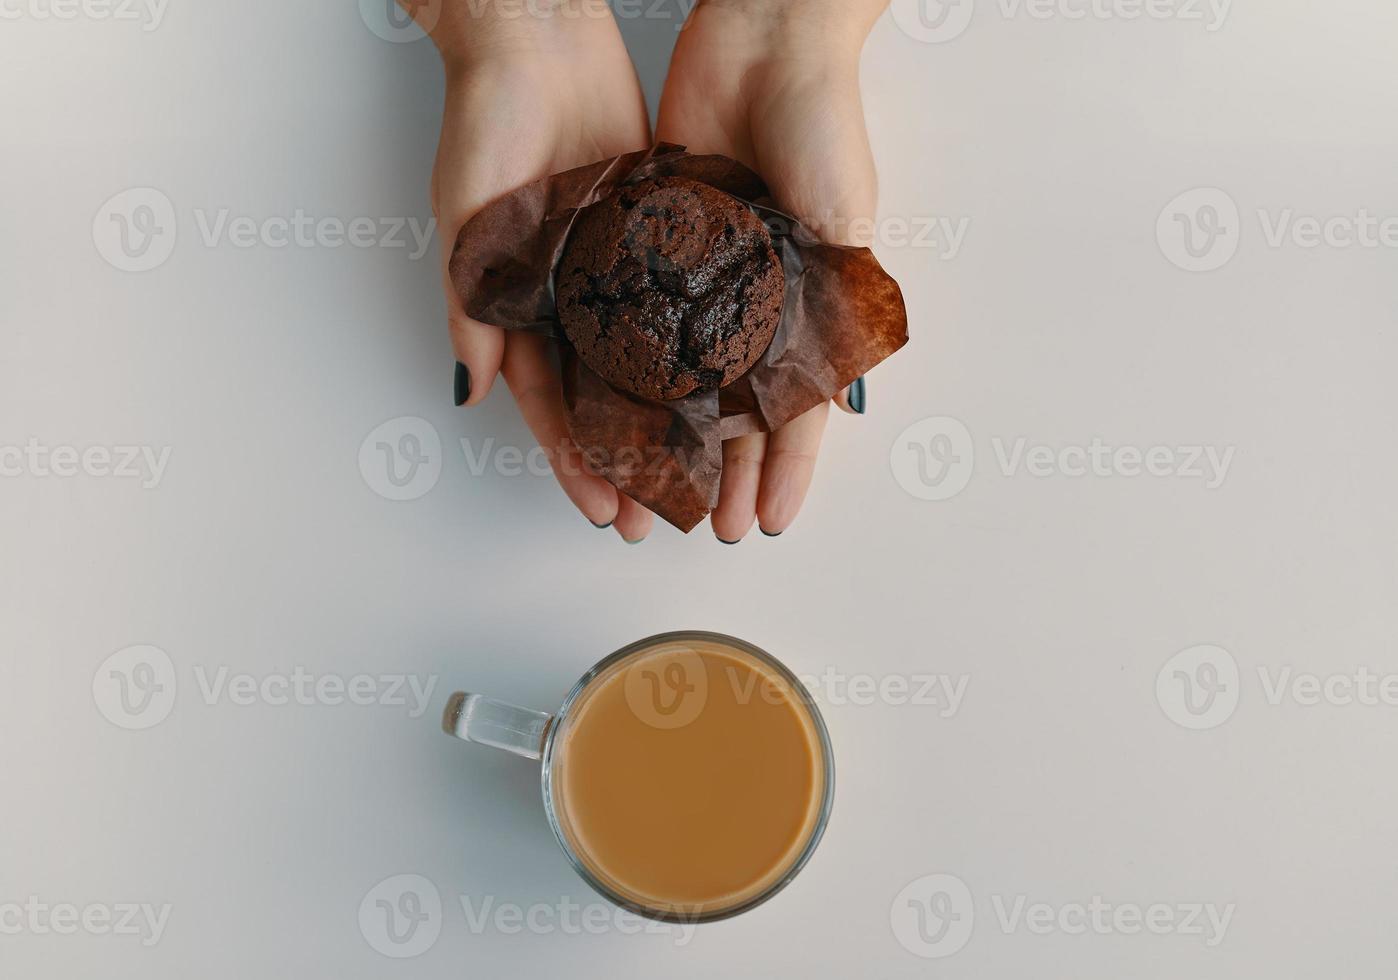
[756,402,830,535]
[711,432,768,543]
[440,209,504,407]
[500,333,620,527]
[432,87,530,409]
[447,308,505,407]
[833,376,867,416]
[436,177,508,408]
[612,494,655,545]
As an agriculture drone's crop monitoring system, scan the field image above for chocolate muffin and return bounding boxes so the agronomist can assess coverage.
[555,176,785,401]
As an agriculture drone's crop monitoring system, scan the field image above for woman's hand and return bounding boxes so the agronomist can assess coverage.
[658,0,887,542]
[415,2,657,542]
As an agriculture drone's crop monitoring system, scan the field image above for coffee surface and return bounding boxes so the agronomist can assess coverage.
[550,638,826,916]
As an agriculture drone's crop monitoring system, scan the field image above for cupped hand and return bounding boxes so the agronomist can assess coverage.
[425,8,656,542]
[658,0,887,542]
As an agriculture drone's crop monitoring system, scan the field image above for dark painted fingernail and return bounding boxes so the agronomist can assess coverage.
[717,537,741,545]
[453,361,471,406]
[760,527,783,537]
[848,376,866,414]
[590,519,613,529]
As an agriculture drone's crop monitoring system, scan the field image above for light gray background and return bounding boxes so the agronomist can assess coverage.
[4,0,1398,976]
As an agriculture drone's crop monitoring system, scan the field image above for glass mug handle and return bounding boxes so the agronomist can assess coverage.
[442,692,553,761]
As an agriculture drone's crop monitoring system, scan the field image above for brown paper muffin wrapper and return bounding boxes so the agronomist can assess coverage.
[449,145,909,532]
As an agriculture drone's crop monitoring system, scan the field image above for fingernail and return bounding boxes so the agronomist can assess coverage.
[624,538,645,545]
[849,376,866,415]
[717,537,741,545]
[590,519,614,529]
[760,527,783,537]
[453,361,471,407]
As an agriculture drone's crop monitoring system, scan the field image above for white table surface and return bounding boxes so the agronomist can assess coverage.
[4,1,1398,976]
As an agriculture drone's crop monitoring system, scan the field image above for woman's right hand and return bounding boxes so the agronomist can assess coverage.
[410,2,658,541]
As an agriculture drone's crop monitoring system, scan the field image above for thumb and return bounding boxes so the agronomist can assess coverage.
[833,376,867,416]
[441,237,505,407]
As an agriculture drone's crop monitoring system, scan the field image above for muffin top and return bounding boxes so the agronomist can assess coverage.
[555,176,785,401]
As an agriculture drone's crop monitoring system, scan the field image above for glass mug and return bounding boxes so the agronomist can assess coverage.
[442,631,835,923]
